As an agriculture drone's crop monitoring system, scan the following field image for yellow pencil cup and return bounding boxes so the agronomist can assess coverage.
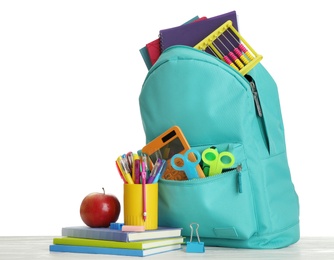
[123,183,158,230]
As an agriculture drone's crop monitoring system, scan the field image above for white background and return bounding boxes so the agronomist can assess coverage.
[1,0,333,236]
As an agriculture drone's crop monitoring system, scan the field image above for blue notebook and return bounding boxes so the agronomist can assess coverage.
[49,244,182,257]
[159,11,238,51]
[61,226,182,242]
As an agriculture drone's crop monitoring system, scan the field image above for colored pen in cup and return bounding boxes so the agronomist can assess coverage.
[134,158,141,184]
[152,159,167,183]
[120,156,134,184]
[115,160,126,183]
[131,153,140,182]
[121,154,132,174]
[141,161,147,222]
[147,158,162,184]
[126,152,134,171]
[141,153,150,181]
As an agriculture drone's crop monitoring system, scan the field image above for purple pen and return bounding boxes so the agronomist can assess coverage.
[147,158,162,184]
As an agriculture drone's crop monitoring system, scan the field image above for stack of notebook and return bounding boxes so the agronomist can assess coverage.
[49,226,184,257]
[140,10,238,70]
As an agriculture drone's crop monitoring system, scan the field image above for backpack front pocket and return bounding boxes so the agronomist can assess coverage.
[158,143,257,240]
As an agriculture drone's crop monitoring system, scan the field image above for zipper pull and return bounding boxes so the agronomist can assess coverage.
[236,164,243,193]
[246,75,263,117]
[250,80,263,117]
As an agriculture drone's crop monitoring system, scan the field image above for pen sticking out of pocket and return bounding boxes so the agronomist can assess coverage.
[152,159,167,183]
[147,158,167,184]
[147,158,162,184]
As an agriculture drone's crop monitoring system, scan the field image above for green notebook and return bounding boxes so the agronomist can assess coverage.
[53,236,184,250]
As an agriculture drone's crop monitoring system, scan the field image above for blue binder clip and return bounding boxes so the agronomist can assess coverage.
[186,223,205,253]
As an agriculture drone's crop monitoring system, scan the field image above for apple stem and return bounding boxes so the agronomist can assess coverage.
[102,187,105,195]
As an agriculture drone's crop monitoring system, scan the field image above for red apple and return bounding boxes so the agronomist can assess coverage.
[80,187,121,228]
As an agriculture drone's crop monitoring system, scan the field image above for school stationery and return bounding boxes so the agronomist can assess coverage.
[145,38,161,66]
[115,161,126,183]
[140,160,147,222]
[139,15,202,70]
[159,11,238,52]
[145,16,201,68]
[147,158,166,184]
[122,225,145,232]
[49,244,182,257]
[126,152,134,171]
[132,154,141,183]
[116,155,134,184]
[61,226,183,242]
[186,223,205,253]
[152,159,166,183]
[109,222,124,230]
[171,149,202,180]
[141,125,205,180]
[194,20,262,75]
[123,183,159,230]
[201,146,235,176]
[139,45,300,248]
[115,152,162,229]
[139,46,152,70]
[52,236,184,250]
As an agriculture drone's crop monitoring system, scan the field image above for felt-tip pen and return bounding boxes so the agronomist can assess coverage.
[152,159,166,183]
[147,158,162,184]
[118,156,134,184]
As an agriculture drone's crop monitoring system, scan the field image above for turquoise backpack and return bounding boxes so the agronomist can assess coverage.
[139,45,300,249]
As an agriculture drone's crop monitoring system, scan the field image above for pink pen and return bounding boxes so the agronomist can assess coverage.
[141,161,147,222]
[134,159,141,184]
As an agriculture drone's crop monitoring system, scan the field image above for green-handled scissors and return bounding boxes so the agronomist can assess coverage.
[201,147,235,176]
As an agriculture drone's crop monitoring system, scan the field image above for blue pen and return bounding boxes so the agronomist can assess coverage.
[152,159,166,184]
[147,158,162,184]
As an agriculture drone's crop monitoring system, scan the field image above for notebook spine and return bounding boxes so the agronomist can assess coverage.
[159,32,165,52]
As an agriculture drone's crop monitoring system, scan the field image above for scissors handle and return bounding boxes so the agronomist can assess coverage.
[171,149,201,180]
[217,151,235,170]
[201,148,219,166]
[202,148,235,176]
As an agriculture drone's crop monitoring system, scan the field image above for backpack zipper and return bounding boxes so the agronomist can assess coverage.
[222,164,243,193]
[236,164,243,193]
[245,74,270,152]
[245,75,263,117]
